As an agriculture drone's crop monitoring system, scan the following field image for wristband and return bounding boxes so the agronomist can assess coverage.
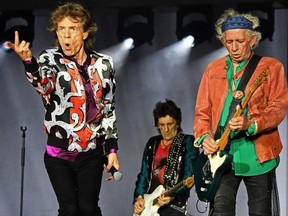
[109,149,117,154]
[23,59,33,65]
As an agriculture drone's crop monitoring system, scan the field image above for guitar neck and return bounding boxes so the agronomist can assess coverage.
[152,180,185,205]
[164,181,185,197]
[218,107,243,151]
[218,93,252,150]
[218,68,269,151]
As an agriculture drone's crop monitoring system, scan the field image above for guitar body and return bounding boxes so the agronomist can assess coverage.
[133,177,194,216]
[194,151,233,202]
[133,185,164,216]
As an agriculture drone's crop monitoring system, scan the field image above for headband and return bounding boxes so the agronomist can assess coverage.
[222,16,253,32]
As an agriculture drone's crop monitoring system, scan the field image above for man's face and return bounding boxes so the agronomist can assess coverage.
[56,17,88,57]
[157,115,179,143]
[223,29,256,63]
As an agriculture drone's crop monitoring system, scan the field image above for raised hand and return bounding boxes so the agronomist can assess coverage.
[5,31,33,61]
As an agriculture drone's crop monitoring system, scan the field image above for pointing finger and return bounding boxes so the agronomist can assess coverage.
[15,31,19,46]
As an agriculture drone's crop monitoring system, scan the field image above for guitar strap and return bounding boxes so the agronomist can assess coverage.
[163,132,185,188]
[215,54,262,140]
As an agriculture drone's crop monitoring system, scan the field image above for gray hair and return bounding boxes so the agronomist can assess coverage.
[215,8,262,49]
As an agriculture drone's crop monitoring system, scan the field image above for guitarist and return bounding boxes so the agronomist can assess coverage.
[193,8,288,216]
[133,99,199,216]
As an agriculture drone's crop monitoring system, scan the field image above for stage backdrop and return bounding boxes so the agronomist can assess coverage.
[0,4,287,216]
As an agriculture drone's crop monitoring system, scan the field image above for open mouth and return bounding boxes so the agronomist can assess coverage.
[64,43,71,50]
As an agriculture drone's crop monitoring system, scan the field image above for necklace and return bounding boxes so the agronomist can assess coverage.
[232,70,244,99]
[230,62,245,99]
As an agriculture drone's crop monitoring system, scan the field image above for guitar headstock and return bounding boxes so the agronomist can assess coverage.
[184,176,195,188]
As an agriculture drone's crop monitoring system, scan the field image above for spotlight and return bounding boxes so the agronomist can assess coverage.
[0,10,35,52]
[117,8,154,49]
[1,41,12,52]
[238,3,274,42]
[182,35,195,47]
[176,6,213,47]
[123,38,135,50]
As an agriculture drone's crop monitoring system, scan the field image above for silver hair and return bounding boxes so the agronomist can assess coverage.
[215,8,262,49]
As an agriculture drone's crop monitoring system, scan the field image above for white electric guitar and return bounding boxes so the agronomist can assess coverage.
[133,176,194,216]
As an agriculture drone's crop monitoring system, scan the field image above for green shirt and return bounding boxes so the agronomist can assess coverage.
[219,56,279,176]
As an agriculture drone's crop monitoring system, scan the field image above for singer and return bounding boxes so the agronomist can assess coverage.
[6,2,120,216]
[133,99,199,216]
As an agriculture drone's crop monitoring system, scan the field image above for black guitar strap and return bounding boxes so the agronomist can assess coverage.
[215,54,262,140]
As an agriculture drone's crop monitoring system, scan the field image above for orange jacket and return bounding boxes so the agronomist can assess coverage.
[194,54,288,163]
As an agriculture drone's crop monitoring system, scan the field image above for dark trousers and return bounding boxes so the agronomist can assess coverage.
[44,148,104,216]
[209,168,276,216]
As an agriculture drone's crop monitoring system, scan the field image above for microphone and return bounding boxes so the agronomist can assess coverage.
[104,158,122,181]
[109,166,123,181]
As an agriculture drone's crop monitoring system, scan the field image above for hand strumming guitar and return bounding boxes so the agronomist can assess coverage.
[202,136,219,155]
[134,195,145,214]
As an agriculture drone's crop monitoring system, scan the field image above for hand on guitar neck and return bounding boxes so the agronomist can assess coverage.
[228,112,254,132]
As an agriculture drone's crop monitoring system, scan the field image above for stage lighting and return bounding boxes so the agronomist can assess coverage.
[117,8,154,49]
[123,38,134,49]
[176,6,213,47]
[238,3,274,42]
[183,35,195,47]
[0,10,35,52]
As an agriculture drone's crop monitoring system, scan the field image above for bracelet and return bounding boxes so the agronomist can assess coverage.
[23,59,33,65]
[109,149,117,154]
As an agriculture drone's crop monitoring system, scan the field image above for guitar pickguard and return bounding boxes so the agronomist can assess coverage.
[209,152,229,178]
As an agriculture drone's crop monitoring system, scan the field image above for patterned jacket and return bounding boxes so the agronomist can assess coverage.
[24,48,118,153]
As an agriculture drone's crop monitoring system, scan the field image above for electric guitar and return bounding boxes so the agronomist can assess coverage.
[133,176,195,216]
[194,68,270,202]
